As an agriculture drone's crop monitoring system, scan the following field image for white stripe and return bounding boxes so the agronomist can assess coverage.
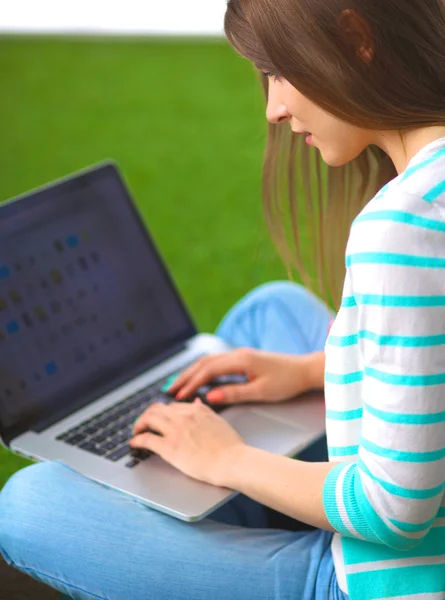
[345,554,445,575]
[324,419,361,447]
[433,518,445,527]
[358,470,427,540]
[335,463,365,540]
[359,447,445,495]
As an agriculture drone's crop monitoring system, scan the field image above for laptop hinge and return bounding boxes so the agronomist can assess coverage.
[31,341,188,434]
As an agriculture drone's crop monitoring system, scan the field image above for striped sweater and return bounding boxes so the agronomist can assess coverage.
[322,136,445,600]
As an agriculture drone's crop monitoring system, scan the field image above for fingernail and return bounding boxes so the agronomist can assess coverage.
[176,390,185,400]
[207,390,224,402]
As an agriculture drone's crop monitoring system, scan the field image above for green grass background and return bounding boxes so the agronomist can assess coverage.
[0,36,293,488]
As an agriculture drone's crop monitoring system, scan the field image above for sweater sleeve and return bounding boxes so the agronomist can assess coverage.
[322,198,445,550]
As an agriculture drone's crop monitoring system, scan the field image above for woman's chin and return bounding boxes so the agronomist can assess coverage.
[319,140,369,167]
[320,148,357,168]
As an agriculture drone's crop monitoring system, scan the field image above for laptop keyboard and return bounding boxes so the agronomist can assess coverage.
[55,359,233,468]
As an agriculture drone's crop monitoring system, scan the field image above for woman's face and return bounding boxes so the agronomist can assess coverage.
[265,76,374,166]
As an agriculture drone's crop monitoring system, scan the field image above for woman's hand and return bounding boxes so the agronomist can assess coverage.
[130,399,245,487]
[169,347,322,406]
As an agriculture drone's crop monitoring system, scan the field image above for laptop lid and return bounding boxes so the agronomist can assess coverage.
[0,162,197,447]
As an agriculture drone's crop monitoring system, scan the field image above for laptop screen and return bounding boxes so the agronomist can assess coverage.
[0,163,196,443]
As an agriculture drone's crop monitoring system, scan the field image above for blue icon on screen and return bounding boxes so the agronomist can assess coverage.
[45,361,58,376]
[6,320,19,334]
[0,266,11,279]
[66,235,79,249]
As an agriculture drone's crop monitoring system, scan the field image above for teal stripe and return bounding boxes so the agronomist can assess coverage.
[389,516,436,533]
[424,179,445,203]
[439,507,445,517]
[357,457,445,499]
[341,296,356,308]
[327,334,358,347]
[325,371,363,385]
[365,366,445,386]
[341,463,382,544]
[361,331,445,347]
[343,527,445,565]
[326,408,363,421]
[328,444,359,457]
[347,469,411,548]
[353,210,445,232]
[361,436,445,462]
[346,252,445,268]
[365,402,445,425]
[354,293,445,307]
[347,564,445,598]
[328,330,445,347]
[400,147,445,182]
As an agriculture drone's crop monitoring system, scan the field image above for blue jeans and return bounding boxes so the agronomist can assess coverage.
[0,281,346,600]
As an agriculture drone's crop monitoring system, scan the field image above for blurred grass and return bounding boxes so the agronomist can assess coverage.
[0,36,293,487]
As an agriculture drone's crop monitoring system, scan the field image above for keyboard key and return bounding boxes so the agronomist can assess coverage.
[150,393,172,405]
[119,425,133,437]
[89,432,109,445]
[94,416,115,430]
[78,442,107,456]
[65,434,87,445]
[161,373,179,392]
[101,440,119,451]
[131,448,152,461]
[110,408,128,421]
[118,414,140,428]
[107,444,132,461]
[82,426,97,435]
[99,424,119,438]
[108,432,127,445]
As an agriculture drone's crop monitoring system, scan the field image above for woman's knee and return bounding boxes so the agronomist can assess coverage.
[230,281,331,319]
[0,461,65,562]
[241,280,310,306]
[218,280,331,332]
[216,280,334,353]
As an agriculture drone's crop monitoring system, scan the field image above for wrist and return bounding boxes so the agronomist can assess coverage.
[215,442,253,490]
[300,351,325,391]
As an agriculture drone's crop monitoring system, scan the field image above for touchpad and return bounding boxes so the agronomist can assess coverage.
[224,409,308,456]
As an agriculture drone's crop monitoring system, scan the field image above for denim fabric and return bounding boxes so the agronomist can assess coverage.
[0,281,345,600]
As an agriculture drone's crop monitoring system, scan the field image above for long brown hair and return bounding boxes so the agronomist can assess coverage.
[224,0,445,309]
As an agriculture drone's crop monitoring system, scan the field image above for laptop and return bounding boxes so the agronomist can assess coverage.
[0,161,326,521]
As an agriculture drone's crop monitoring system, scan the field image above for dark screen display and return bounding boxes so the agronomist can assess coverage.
[0,164,195,439]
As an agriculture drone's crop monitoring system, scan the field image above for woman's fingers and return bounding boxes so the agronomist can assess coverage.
[132,403,171,436]
[207,381,261,404]
[130,430,165,455]
[174,356,245,400]
[168,354,224,394]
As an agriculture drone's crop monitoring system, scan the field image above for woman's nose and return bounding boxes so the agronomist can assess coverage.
[266,82,291,124]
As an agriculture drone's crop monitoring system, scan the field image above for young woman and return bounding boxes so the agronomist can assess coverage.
[2,0,445,598]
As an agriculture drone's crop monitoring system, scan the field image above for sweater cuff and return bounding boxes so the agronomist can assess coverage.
[323,463,354,536]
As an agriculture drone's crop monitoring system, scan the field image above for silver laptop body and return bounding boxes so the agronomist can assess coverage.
[1,162,326,521]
